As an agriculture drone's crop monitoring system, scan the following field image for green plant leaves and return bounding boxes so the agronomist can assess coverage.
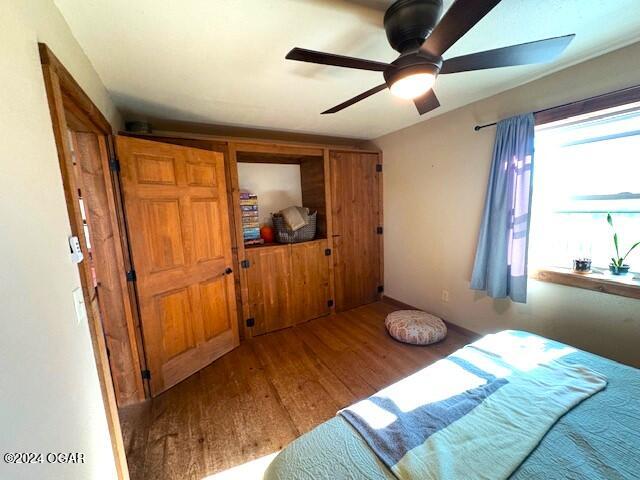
[607,212,620,259]
[622,241,640,263]
[606,213,638,267]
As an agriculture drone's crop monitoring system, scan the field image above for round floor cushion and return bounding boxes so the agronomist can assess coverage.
[385,310,447,345]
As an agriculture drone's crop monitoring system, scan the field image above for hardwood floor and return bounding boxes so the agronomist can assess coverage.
[119,301,474,480]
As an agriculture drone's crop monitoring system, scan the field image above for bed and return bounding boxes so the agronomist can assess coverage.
[265,330,640,479]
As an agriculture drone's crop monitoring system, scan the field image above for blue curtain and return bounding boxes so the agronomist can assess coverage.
[471,113,535,303]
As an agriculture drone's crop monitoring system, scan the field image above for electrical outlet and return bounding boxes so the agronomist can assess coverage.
[441,289,450,303]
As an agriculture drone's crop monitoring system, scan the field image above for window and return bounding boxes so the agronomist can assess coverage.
[529,103,640,275]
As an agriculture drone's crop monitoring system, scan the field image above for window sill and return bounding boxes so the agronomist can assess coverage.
[531,267,640,300]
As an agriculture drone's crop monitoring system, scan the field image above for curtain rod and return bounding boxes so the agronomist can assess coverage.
[472,84,640,132]
[473,101,575,131]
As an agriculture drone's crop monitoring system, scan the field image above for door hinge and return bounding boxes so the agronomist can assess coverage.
[241,259,250,269]
[377,285,384,293]
[324,248,332,256]
[376,226,383,235]
[376,164,383,173]
[246,318,255,327]
[109,157,121,172]
[327,299,334,307]
[141,369,151,380]
[126,269,137,282]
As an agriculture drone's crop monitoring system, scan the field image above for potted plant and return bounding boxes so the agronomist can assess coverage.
[607,213,640,275]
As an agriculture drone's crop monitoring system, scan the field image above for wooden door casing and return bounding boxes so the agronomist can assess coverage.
[71,132,145,405]
[330,151,381,312]
[117,136,238,396]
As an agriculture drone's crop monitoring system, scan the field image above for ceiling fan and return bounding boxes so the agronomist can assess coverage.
[285,0,575,115]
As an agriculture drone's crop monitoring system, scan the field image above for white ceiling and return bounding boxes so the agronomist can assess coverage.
[55,0,640,140]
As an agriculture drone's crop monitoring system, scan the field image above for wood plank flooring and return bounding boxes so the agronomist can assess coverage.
[119,301,474,480]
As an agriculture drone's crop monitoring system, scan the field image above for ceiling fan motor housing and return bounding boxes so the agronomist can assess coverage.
[383,55,441,88]
[384,0,443,53]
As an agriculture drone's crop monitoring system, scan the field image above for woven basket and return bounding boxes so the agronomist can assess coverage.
[272,211,317,243]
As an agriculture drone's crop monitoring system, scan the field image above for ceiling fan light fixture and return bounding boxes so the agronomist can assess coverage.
[385,61,440,100]
[285,0,576,115]
[389,72,436,99]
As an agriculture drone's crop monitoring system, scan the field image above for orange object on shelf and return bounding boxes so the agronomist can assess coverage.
[260,225,274,243]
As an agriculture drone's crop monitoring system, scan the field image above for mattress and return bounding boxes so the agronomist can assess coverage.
[264,331,640,480]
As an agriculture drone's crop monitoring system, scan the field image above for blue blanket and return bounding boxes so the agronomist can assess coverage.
[339,331,607,480]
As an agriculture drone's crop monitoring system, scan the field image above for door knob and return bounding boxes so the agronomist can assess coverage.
[224,267,233,275]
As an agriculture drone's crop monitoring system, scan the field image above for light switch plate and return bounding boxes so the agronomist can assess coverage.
[72,287,88,325]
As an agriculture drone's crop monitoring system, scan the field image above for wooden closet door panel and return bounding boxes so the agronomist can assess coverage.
[246,245,294,335]
[117,136,238,396]
[330,151,381,312]
[290,239,331,324]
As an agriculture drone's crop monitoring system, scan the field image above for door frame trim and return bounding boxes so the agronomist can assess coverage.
[39,43,133,480]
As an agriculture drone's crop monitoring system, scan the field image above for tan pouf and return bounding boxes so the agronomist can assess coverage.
[385,310,447,345]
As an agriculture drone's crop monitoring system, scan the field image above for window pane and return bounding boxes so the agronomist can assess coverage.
[535,134,640,198]
[530,107,640,272]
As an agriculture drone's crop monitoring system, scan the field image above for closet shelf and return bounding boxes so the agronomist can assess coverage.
[244,237,327,250]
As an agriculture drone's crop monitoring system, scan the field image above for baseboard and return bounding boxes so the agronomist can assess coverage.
[382,295,480,340]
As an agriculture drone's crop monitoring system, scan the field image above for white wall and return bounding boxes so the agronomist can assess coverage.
[375,42,640,368]
[237,163,303,226]
[0,1,120,479]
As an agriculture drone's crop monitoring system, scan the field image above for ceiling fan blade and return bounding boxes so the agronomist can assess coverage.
[414,89,440,115]
[322,83,388,114]
[286,47,390,72]
[441,34,575,74]
[420,0,502,57]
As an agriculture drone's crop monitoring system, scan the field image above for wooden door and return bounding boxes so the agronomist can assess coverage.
[290,240,331,324]
[245,245,293,335]
[330,151,381,311]
[116,136,238,396]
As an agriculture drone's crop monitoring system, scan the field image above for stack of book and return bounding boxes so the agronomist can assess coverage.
[240,192,263,246]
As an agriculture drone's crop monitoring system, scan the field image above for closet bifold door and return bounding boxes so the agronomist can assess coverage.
[245,239,331,336]
[290,239,331,324]
[330,151,382,312]
[245,244,294,336]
